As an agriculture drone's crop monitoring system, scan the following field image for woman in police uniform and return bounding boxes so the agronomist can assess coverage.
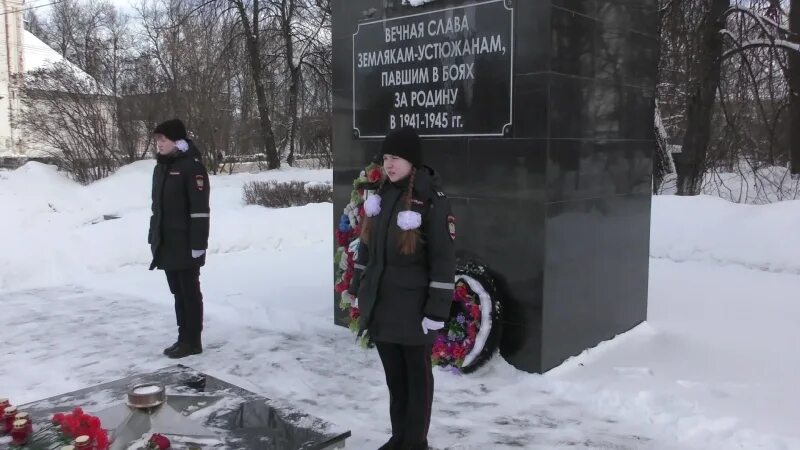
[348,126,456,450]
[148,119,210,359]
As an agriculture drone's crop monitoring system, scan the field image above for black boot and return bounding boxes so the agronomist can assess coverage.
[166,343,202,359]
[163,341,180,355]
[377,436,403,450]
[166,334,202,359]
[163,328,184,355]
[402,440,428,450]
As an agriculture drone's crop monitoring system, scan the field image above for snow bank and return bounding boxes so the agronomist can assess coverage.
[650,194,800,274]
[553,259,800,449]
[3,161,800,449]
[0,161,332,291]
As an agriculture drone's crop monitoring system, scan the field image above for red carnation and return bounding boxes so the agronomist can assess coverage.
[147,433,171,450]
[469,304,481,318]
[61,417,75,436]
[335,230,349,246]
[453,346,467,360]
[88,416,101,429]
[368,168,382,183]
[455,284,469,301]
[341,272,353,289]
[52,413,65,425]
[95,429,110,450]
[349,307,360,320]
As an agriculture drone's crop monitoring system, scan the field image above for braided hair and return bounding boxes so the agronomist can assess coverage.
[359,168,419,255]
[398,168,419,255]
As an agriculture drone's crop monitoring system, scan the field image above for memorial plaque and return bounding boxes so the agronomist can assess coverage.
[352,0,514,138]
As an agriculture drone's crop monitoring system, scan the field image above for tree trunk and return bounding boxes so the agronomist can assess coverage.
[653,104,672,194]
[790,0,800,174]
[281,0,300,167]
[287,67,301,166]
[675,0,730,195]
[232,0,280,170]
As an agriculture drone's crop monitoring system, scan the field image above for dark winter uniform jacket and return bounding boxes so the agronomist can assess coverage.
[148,141,210,271]
[348,166,456,346]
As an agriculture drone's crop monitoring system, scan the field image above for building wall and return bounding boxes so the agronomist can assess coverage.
[0,0,24,156]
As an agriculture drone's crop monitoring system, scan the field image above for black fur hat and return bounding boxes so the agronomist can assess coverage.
[381,126,422,168]
[153,119,188,142]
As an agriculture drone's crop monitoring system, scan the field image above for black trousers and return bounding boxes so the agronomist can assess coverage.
[375,341,434,449]
[165,268,203,346]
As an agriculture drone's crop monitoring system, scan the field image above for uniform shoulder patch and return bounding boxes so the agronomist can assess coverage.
[195,174,205,191]
[447,215,455,241]
[436,191,447,198]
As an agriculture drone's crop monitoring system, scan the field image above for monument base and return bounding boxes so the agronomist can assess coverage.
[17,365,350,449]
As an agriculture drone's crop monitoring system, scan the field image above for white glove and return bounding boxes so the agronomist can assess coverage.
[421,317,445,334]
[191,249,205,258]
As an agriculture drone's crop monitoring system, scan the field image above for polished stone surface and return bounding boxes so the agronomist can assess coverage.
[19,365,350,450]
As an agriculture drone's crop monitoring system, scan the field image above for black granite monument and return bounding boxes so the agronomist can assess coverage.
[333,0,659,373]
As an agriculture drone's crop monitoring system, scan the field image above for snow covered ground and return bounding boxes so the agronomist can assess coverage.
[1,162,799,449]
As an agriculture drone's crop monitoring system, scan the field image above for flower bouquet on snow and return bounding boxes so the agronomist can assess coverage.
[9,407,111,449]
[145,433,170,449]
[50,408,110,449]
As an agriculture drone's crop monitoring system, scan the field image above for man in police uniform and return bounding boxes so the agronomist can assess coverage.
[148,119,210,359]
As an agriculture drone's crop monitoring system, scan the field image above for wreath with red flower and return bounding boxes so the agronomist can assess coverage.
[433,262,503,374]
[335,162,383,344]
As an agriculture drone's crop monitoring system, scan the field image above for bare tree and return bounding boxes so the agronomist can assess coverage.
[41,0,121,82]
[15,63,119,184]
[24,10,47,37]
[672,0,730,196]
[19,0,334,179]
[656,0,800,202]
[270,0,329,166]
[230,0,281,169]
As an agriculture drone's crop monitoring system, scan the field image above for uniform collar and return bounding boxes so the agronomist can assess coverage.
[156,149,189,164]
